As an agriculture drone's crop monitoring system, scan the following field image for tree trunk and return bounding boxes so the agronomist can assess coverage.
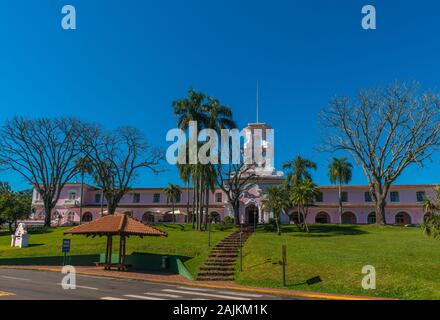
[338,180,343,220]
[186,181,190,225]
[43,199,53,227]
[107,201,117,215]
[195,178,200,231]
[79,173,84,224]
[276,215,281,235]
[200,184,204,231]
[100,189,104,216]
[192,186,196,229]
[204,188,209,230]
[375,197,387,225]
[233,202,240,225]
[373,182,388,225]
[172,202,175,224]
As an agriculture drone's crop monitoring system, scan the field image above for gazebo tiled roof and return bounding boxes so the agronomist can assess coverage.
[64,213,167,237]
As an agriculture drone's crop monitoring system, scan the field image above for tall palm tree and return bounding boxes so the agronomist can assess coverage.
[163,183,181,223]
[172,89,209,131]
[290,179,319,232]
[328,157,353,217]
[262,186,290,235]
[177,163,191,224]
[282,155,317,187]
[203,97,237,133]
[173,89,236,231]
[75,156,93,224]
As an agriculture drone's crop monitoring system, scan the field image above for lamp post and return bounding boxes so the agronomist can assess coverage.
[239,215,244,272]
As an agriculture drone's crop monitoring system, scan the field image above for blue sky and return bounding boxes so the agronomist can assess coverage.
[0,0,439,190]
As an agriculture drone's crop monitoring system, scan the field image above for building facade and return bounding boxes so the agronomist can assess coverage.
[30,122,435,226]
[30,182,435,226]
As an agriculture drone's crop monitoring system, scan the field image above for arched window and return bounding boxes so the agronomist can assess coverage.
[210,212,221,223]
[83,212,93,222]
[341,212,357,224]
[142,212,155,224]
[315,212,330,224]
[395,212,412,225]
[367,212,376,224]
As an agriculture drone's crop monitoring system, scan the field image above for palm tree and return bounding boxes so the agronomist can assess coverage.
[177,163,191,224]
[203,97,237,133]
[282,155,317,224]
[282,155,317,186]
[163,183,181,223]
[328,157,353,218]
[290,179,319,232]
[75,156,93,224]
[173,89,236,231]
[422,186,440,239]
[172,89,209,131]
[263,186,290,235]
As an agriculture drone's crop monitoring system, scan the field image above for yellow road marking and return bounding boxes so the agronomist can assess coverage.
[0,266,389,300]
[0,290,14,297]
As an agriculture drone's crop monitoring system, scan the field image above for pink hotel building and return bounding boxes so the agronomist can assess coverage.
[30,123,436,226]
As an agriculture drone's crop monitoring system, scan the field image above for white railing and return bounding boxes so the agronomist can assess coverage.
[64,199,80,206]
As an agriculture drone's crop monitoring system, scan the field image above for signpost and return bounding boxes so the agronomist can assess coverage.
[62,239,71,266]
[282,245,287,287]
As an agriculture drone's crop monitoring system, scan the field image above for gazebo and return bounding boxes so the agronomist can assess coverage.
[64,212,167,271]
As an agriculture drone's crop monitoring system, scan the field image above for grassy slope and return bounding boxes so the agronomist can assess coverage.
[236,224,440,300]
[0,224,234,276]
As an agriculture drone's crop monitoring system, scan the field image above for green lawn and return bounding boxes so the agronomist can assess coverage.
[236,224,440,300]
[2,223,439,299]
[0,224,234,276]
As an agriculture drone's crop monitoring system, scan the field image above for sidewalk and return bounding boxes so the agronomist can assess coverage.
[0,265,393,300]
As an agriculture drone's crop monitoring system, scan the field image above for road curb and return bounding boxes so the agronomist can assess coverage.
[0,265,395,300]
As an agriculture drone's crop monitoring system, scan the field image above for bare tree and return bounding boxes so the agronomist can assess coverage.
[215,161,257,224]
[320,83,440,224]
[84,125,164,215]
[0,117,84,227]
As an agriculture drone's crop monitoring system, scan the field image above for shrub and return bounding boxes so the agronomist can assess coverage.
[263,218,278,232]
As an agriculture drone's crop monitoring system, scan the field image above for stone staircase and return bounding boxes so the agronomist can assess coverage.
[197,228,252,281]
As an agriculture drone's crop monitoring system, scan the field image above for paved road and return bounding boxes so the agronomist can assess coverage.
[0,268,299,300]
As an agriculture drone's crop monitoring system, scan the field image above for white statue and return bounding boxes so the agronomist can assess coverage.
[10,223,29,248]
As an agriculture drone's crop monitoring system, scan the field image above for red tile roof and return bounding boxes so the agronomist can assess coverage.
[64,213,167,237]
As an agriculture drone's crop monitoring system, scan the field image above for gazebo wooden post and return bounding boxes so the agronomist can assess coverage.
[64,212,167,272]
[105,235,113,270]
[118,235,126,271]
[105,235,110,269]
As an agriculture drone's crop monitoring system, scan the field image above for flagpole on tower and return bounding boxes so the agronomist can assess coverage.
[256,81,259,123]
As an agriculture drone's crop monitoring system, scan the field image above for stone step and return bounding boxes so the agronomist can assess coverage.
[204,259,236,265]
[197,276,235,281]
[200,265,235,271]
[210,248,238,253]
[209,253,238,258]
[198,271,235,277]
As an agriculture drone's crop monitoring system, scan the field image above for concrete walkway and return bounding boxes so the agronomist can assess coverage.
[0,265,393,300]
